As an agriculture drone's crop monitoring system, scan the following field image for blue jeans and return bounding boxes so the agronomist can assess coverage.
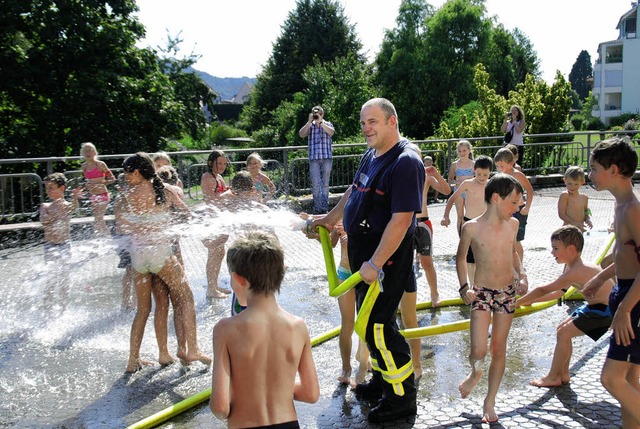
[309,158,332,214]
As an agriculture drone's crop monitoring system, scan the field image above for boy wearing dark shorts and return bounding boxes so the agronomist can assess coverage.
[494,148,534,263]
[583,137,640,427]
[516,225,614,387]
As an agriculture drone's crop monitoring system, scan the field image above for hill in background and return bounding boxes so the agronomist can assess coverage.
[193,68,257,102]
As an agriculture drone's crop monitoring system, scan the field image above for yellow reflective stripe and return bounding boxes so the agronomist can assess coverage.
[354,281,380,340]
[370,357,381,372]
[373,323,406,395]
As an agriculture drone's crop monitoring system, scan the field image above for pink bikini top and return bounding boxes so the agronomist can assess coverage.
[84,165,104,180]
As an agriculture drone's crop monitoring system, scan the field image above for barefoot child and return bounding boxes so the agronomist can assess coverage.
[558,166,593,232]
[494,147,534,262]
[40,173,81,308]
[330,222,370,386]
[210,231,320,427]
[201,149,232,300]
[80,142,115,236]
[515,225,613,387]
[415,151,451,308]
[120,153,210,372]
[448,140,475,232]
[582,137,640,428]
[456,173,527,424]
[441,155,493,284]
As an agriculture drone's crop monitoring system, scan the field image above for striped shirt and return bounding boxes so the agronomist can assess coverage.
[308,121,333,160]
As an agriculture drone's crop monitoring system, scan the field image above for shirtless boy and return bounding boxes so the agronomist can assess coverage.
[41,173,80,253]
[494,148,534,262]
[40,173,81,307]
[456,173,527,424]
[415,151,451,307]
[442,155,493,284]
[515,225,613,387]
[210,231,319,428]
[582,137,640,428]
[558,166,592,232]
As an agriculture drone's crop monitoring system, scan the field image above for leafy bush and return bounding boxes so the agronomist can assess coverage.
[584,116,605,130]
[608,113,638,128]
[570,114,584,131]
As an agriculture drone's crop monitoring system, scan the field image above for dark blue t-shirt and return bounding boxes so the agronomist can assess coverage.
[343,140,425,236]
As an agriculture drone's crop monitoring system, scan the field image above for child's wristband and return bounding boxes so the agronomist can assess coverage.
[367,259,385,292]
[459,282,469,295]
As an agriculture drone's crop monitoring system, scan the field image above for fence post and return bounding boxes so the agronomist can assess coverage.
[282,147,290,200]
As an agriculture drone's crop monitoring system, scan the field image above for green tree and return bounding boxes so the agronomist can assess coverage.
[568,50,592,101]
[0,0,203,162]
[436,64,572,146]
[251,54,375,148]
[375,0,540,138]
[482,26,540,97]
[240,0,363,132]
[374,0,434,139]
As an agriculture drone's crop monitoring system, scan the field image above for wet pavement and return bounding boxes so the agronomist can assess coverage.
[0,184,636,428]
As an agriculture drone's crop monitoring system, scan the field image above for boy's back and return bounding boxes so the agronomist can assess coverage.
[566,259,612,305]
[213,305,311,427]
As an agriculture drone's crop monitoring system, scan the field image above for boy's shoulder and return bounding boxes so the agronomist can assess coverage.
[564,259,601,286]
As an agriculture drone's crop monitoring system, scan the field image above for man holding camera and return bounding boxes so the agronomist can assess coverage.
[299,105,335,214]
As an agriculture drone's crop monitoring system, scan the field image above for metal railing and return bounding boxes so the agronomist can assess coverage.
[1,131,638,221]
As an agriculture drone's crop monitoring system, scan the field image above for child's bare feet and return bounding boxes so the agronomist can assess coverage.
[482,399,499,423]
[125,358,155,373]
[181,350,212,367]
[431,294,441,308]
[337,367,352,385]
[529,374,567,387]
[459,369,483,398]
[158,352,177,366]
[354,367,367,385]
[206,288,228,300]
[413,366,423,382]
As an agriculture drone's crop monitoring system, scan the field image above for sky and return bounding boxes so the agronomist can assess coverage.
[134,0,634,83]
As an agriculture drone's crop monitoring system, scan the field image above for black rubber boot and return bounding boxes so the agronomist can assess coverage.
[368,374,417,423]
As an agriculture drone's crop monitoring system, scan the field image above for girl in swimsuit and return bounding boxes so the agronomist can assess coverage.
[120,152,210,373]
[81,142,115,236]
[201,150,233,300]
[246,152,276,202]
[447,140,475,233]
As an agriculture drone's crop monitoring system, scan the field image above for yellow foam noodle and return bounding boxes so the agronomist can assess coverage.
[354,281,380,340]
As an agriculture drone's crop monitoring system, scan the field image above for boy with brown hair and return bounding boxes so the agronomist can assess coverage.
[558,166,592,232]
[515,225,613,387]
[41,173,81,260]
[441,155,493,284]
[40,173,81,310]
[494,147,534,262]
[456,173,527,424]
[210,231,319,428]
[582,137,640,428]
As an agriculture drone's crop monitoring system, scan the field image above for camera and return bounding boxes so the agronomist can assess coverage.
[312,109,319,120]
[507,112,513,118]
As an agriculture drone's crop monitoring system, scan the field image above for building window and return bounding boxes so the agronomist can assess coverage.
[626,17,637,38]
[605,45,623,63]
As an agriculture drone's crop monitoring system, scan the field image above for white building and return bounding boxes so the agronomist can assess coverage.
[592,2,640,126]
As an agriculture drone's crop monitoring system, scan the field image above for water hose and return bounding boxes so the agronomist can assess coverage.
[127,229,614,428]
